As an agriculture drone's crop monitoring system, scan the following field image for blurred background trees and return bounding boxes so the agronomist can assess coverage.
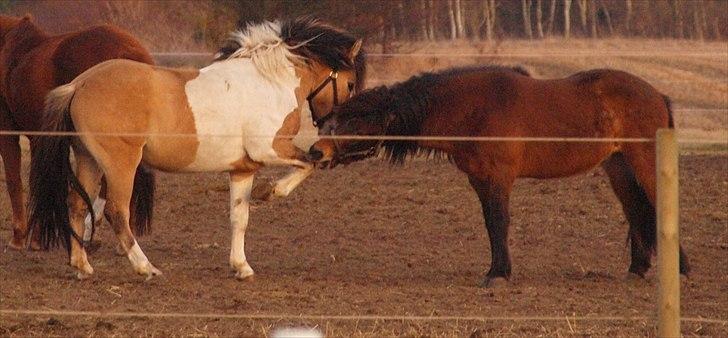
[2,0,726,51]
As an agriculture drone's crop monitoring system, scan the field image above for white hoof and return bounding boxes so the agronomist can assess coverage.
[75,264,94,280]
[235,269,255,281]
[232,263,255,281]
[135,262,162,280]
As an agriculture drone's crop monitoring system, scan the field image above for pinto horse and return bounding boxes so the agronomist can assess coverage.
[29,18,366,280]
[0,15,155,250]
[308,65,690,287]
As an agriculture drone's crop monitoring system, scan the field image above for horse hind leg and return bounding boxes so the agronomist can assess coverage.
[67,149,104,279]
[602,152,690,278]
[100,147,161,278]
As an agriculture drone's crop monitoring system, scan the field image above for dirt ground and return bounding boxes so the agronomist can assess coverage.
[1,153,726,336]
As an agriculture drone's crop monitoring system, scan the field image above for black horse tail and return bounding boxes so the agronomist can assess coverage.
[28,83,94,252]
[130,165,155,235]
[662,94,675,128]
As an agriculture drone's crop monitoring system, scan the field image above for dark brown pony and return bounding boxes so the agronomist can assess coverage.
[0,15,155,250]
[308,65,690,287]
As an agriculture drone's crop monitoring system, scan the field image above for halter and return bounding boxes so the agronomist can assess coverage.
[307,70,339,127]
[329,114,395,164]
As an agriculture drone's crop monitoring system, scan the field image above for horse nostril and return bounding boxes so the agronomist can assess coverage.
[307,146,324,162]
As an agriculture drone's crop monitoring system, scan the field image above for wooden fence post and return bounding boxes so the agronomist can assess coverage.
[656,129,680,337]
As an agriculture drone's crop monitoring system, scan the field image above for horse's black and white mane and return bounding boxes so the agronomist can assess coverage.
[214,17,366,90]
[334,65,531,164]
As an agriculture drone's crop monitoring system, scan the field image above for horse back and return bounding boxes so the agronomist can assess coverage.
[52,25,154,84]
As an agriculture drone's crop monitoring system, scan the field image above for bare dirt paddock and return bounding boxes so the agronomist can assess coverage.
[1,154,727,336]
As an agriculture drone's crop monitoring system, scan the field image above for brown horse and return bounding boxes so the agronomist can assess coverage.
[29,18,365,280]
[0,15,155,250]
[308,65,690,287]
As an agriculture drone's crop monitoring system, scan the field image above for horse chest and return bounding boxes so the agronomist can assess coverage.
[179,61,300,172]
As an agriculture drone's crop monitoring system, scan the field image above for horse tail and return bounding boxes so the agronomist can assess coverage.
[130,165,155,235]
[28,83,94,252]
[662,94,675,128]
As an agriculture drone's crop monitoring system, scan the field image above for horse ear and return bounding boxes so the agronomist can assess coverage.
[348,39,363,63]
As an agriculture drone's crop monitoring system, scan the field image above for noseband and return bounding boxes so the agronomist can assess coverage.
[329,114,395,164]
[307,70,339,127]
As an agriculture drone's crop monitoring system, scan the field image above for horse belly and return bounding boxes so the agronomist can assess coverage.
[520,143,615,179]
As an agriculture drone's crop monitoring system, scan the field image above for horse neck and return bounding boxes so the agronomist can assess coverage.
[386,83,432,137]
[380,83,438,162]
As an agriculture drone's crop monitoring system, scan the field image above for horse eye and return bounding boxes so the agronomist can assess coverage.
[347,82,354,91]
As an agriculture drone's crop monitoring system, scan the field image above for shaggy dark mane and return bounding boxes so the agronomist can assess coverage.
[280,17,367,91]
[215,17,367,92]
[337,65,529,165]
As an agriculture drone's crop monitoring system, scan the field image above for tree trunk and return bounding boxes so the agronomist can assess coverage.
[563,0,572,39]
[448,0,457,40]
[428,0,436,40]
[589,0,598,38]
[522,0,533,39]
[546,0,557,35]
[673,0,684,39]
[455,0,465,38]
[420,0,428,40]
[693,0,704,40]
[536,0,544,38]
[600,0,614,36]
[483,0,497,41]
[577,0,588,33]
[625,0,632,34]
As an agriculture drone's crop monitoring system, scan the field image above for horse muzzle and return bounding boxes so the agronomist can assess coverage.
[307,141,335,163]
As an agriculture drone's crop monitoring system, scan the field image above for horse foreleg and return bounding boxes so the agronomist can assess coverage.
[468,176,513,288]
[0,134,29,250]
[251,165,314,200]
[229,171,255,280]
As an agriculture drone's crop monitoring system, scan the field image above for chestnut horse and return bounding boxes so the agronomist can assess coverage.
[308,65,690,287]
[0,15,155,250]
[29,18,366,280]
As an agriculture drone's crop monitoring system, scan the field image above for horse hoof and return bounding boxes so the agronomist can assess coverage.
[75,265,94,280]
[7,238,25,251]
[234,265,255,281]
[480,277,508,288]
[28,240,42,251]
[251,181,274,201]
[145,264,163,280]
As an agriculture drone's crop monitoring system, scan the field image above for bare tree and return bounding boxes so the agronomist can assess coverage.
[546,0,557,35]
[428,0,437,40]
[455,0,465,38]
[536,0,544,38]
[600,0,614,35]
[420,0,428,40]
[673,0,685,39]
[563,0,572,38]
[624,0,633,33]
[482,0,498,41]
[522,0,533,39]
[589,0,598,38]
[577,0,588,33]
[448,0,457,40]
